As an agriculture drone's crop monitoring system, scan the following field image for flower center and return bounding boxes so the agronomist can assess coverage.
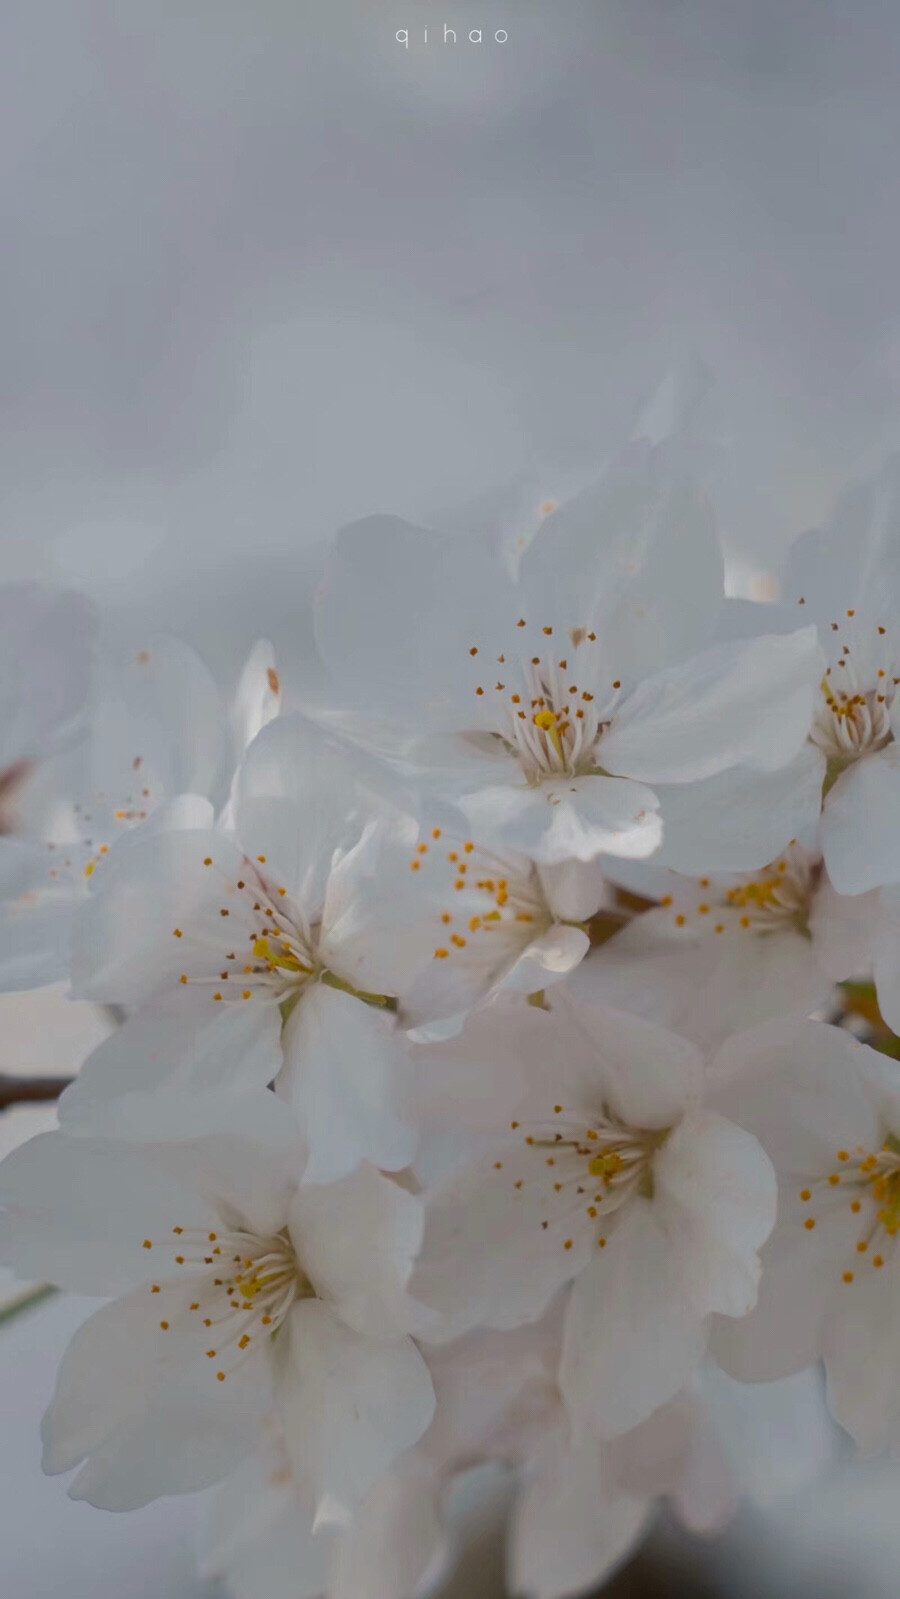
[655,847,817,937]
[503,1103,666,1253]
[808,614,899,777]
[799,1135,900,1282]
[721,853,815,933]
[467,620,622,782]
[174,855,319,1006]
[407,827,551,964]
[141,1223,312,1383]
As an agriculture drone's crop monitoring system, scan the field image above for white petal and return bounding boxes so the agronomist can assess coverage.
[57,992,282,1132]
[559,1200,708,1439]
[710,1200,862,1384]
[613,1388,737,1535]
[0,1131,217,1295]
[518,441,723,682]
[823,1264,900,1450]
[330,1463,446,1599]
[599,628,823,783]
[71,825,245,1003]
[406,1000,553,1141]
[651,748,826,875]
[209,1484,333,1599]
[412,1140,593,1342]
[231,638,281,754]
[87,633,227,806]
[585,916,832,1054]
[821,745,900,894]
[537,857,609,922]
[556,987,705,1129]
[290,1164,424,1340]
[276,1299,435,1515]
[235,713,390,909]
[709,1018,884,1175]
[810,873,877,983]
[318,811,425,997]
[42,1284,271,1509]
[875,886,900,1033]
[500,924,590,993]
[510,1438,649,1599]
[278,982,416,1182]
[462,775,662,866]
[653,1108,777,1318]
[0,888,75,992]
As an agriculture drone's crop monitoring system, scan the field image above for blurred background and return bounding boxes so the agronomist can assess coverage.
[4,1,900,1592]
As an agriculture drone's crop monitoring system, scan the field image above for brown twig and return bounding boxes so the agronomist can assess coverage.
[0,1074,74,1112]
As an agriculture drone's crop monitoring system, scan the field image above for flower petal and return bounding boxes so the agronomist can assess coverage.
[599,628,823,784]
[651,748,825,875]
[278,982,416,1183]
[461,774,662,866]
[276,1299,435,1516]
[510,1437,649,1599]
[559,1199,708,1439]
[290,1164,424,1340]
[821,744,900,894]
[42,1284,271,1509]
[653,1108,776,1318]
[57,991,282,1132]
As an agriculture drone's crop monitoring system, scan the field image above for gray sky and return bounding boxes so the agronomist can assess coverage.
[3,1,900,673]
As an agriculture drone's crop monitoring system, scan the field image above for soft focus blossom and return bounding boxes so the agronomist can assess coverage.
[780,462,900,894]
[64,714,419,1180]
[0,631,278,992]
[410,998,776,1438]
[711,1019,900,1451]
[314,447,822,866]
[6,439,900,1594]
[0,1092,434,1512]
[582,843,873,1050]
[201,1311,735,1599]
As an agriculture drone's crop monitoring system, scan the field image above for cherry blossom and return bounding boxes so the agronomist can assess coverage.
[780,460,900,893]
[0,1093,434,1512]
[410,998,776,1439]
[580,843,874,1049]
[0,630,279,992]
[313,446,822,864]
[711,1018,900,1451]
[63,714,420,1180]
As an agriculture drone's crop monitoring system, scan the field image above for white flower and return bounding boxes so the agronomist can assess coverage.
[313,447,822,864]
[710,1018,900,1451]
[0,1092,434,1512]
[508,1384,735,1599]
[384,830,602,1030]
[0,630,279,992]
[64,714,418,1181]
[421,1314,735,1599]
[409,998,776,1439]
[780,461,900,893]
[200,1422,447,1599]
[201,1310,734,1599]
[582,843,874,1050]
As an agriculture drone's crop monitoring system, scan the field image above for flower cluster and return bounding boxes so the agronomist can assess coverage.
[4,444,900,1596]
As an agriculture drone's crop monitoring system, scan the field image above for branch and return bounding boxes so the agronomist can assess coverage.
[0,1074,74,1112]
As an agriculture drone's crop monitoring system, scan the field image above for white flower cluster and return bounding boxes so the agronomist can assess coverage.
[5,443,900,1597]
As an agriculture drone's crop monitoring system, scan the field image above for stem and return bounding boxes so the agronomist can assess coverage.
[0,1283,56,1328]
[0,1074,74,1112]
